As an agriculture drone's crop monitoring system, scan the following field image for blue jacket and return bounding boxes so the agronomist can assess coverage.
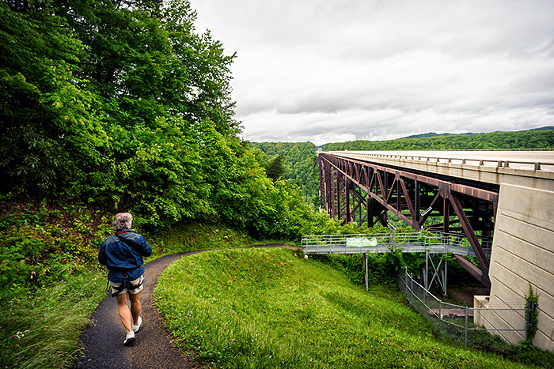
[98,229,153,283]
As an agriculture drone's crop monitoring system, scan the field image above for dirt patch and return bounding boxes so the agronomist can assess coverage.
[447,285,490,307]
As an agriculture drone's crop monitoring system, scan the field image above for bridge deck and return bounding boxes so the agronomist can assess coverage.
[327,150,554,189]
[330,150,554,172]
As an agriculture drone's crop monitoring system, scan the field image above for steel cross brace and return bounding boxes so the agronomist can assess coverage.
[425,251,448,296]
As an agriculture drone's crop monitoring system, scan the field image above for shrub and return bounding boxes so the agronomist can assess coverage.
[0,201,110,299]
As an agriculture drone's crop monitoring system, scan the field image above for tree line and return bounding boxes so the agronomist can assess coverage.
[0,0,337,240]
[2,0,552,240]
[323,127,554,151]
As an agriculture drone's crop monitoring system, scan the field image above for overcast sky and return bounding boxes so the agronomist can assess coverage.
[189,0,554,145]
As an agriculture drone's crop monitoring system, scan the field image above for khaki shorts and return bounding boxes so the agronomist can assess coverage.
[110,275,145,296]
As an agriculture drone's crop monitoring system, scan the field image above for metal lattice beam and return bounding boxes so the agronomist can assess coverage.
[318,153,498,287]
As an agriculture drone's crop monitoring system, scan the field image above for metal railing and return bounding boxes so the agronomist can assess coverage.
[399,268,528,348]
[330,151,554,172]
[302,231,492,259]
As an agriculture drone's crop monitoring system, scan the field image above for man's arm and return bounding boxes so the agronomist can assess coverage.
[98,242,107,265]
[139,236,153,257]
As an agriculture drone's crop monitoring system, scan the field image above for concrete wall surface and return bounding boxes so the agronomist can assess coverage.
[488,183,554,351]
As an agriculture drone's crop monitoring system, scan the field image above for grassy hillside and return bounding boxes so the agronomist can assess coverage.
[0,202,254,368]
[155,247,551,368]
[2,203,552,368]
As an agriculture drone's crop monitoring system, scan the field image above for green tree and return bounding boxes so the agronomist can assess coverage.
[250,142,319,208]
[266,154,285,182]
[1,0,249,225]
[1,0,336,238]
[0,1,108,193]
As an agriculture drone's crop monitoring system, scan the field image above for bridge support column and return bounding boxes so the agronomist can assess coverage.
[487,183,554,352]
[364,253,368,292]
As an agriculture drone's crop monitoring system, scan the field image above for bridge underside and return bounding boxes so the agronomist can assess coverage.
[319,153,499,287]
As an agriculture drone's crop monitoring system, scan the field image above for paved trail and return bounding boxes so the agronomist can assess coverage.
[76,252,196,369]
[76,244,291,369]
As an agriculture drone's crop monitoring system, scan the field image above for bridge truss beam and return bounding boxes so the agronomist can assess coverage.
[319,153,498,287]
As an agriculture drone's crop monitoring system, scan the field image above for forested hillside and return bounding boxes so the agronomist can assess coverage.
[249,142,319,208]
[323,127,554,151]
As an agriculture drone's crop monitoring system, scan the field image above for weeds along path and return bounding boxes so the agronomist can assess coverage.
[75,244,290,369]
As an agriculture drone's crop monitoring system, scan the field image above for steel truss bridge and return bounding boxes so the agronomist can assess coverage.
[316,150,554,351]
[318,152,504,288]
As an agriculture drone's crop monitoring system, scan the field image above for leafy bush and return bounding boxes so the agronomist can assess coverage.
[0,201,111,299]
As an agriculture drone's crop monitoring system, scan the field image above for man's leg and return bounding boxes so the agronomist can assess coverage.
[129,291,142,327]
[116,294,133,333]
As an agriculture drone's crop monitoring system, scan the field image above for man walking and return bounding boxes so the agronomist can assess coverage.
[98,213,153,346]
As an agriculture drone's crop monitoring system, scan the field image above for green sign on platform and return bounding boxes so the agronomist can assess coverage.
[346,237,378,247]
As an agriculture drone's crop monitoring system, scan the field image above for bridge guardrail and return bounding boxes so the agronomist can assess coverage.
[331,151,554,172]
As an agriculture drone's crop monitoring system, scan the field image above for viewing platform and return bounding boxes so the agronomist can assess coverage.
[302,232,492,259]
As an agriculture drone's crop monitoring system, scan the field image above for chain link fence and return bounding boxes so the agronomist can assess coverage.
[398,268,529,349]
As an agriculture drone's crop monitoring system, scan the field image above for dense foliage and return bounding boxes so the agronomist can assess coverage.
[0,201,110,298]
[249,142,319,208]
[323,128,554,151]
[0,0,327,240]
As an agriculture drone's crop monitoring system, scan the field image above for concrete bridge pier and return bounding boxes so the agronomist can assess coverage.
[484,183,554,350]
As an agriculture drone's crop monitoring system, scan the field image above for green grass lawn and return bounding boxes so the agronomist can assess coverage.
[154,247,537,368]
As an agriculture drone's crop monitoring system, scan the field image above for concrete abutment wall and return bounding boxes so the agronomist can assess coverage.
[486,183,554,351]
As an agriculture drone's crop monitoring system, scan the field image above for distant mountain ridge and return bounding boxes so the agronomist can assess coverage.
[402,132,476,139]
[401,126,554,140]
[251,126,554,209]
[320,126,554,152]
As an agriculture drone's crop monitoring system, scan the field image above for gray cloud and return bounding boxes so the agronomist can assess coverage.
[190,0,554,145]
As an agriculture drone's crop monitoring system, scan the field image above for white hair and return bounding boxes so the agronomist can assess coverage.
[112,212,133,231]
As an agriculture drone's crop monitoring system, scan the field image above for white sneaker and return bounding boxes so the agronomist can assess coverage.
[124,331,135,346]
[132,316,142,333]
